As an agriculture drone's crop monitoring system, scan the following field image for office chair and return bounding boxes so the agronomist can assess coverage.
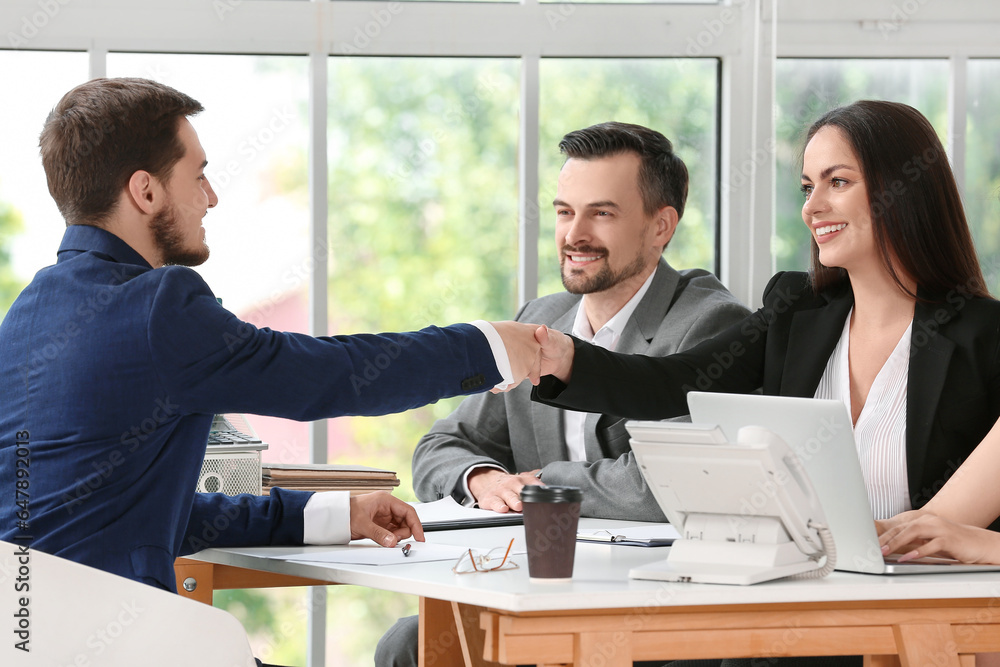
[0,539,256,666]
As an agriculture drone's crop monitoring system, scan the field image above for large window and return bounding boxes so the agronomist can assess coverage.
[0,50,88,318]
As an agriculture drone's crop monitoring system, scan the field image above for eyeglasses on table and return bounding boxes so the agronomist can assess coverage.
[451,538,519,574]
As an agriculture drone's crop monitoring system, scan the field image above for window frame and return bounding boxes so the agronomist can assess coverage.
[6,2,1000,661]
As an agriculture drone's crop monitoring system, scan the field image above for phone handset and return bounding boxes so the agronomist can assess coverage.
[736,425,836,579]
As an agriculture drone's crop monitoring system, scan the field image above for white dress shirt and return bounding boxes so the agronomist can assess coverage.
[813,308,913,519]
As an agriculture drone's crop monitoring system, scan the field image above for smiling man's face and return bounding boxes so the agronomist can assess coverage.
[150,117,217,267]
[554,152,666,295]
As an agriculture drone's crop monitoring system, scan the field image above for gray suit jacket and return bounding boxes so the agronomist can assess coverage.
[411,258,750,520]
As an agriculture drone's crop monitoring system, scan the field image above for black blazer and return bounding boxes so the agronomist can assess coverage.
[535,271,1000,510]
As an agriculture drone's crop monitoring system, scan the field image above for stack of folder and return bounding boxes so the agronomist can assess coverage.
[261,463,400,496]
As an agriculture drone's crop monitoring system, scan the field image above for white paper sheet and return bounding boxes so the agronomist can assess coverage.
[272,541,471,566]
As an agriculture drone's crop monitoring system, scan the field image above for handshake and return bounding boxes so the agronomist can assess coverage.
[489,321,575,392]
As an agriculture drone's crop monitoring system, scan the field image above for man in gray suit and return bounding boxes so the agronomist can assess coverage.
[375,122,748,666]
[411,121,750,520]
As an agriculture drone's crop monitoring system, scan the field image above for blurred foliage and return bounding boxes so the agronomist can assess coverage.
[225,586,417,666]
[0,193,26,318]
[965,60,1000,293]
[220,587,308,666]
[324,586,418,660]
[215,588,280,635]
[326,58,521,333]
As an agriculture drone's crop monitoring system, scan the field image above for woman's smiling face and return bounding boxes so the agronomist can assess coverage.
[801,125,877,274]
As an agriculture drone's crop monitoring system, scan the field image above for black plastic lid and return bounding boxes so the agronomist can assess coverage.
[519,485,583,503]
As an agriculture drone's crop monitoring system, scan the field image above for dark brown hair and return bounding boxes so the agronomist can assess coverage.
[39,77,204,227]
[805,100,988,299]
[559,121,689,220]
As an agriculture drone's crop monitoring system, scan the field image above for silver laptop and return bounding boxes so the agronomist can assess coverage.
[686,392,1000,575]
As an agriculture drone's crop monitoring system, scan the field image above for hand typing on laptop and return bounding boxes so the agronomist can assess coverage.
[878,511,999,564]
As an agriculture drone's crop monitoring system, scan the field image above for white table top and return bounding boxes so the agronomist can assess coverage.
[187,519,1000,613]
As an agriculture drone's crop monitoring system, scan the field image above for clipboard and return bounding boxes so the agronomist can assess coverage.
[576,526,679,547]
[412,497,524,531]
[422,515,524,531]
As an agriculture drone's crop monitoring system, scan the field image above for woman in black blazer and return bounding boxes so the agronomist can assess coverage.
[535,99,1000,523]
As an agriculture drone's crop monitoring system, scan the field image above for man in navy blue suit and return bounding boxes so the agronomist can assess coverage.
[0,77,544,597]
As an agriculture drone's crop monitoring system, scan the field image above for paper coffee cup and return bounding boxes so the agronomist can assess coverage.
[520,485,582,582]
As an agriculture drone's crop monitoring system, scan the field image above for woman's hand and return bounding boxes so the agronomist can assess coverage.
[878,511,1000,564]
[535,325,575,384]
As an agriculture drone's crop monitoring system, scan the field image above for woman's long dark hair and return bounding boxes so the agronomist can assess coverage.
[805,100,989,299]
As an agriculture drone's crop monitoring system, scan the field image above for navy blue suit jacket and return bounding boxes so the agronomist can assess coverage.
[0,225,501,592]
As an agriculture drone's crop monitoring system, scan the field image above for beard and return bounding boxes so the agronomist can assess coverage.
[560,244,648,295]
[150,200,210,267]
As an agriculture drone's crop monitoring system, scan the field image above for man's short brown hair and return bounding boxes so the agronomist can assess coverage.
[39,77,203,227]
[558,121,689,220]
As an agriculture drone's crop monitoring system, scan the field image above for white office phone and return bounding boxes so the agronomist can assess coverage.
[626,422,836,585]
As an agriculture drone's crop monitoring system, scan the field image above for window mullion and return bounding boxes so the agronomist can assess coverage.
[948,54,968,195]
[88,43,107,79]
[519,54,540,307]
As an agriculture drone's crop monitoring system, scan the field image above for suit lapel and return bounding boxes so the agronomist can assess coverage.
[780,287,854,397]
[905,298,958,499]
[617,257,677,354]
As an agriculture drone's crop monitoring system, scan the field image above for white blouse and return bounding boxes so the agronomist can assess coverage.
[813,308,913,519]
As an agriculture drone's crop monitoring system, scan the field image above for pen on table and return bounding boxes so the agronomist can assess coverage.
[401,543,412,557]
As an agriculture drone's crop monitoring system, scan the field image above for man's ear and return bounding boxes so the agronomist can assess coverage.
[126,170,162,216]
[652,205,680,248]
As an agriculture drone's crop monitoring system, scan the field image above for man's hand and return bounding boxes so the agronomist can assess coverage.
[535,325,575,383]
[490,321,543,391]
[878,511,998,564]
[349,491,425,547]
[468,467,543,513]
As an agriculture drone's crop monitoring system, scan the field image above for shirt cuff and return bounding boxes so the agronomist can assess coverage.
[460,463,507,507]
[302,491,351,544]
[470,320,514,390]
